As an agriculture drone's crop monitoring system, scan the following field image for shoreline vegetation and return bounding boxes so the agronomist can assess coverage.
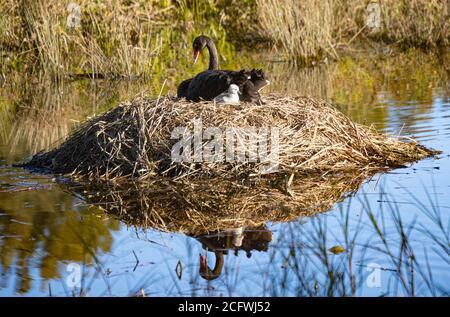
[0,0,448,81]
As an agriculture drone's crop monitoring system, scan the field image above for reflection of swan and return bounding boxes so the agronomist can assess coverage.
[199,251,224,281]
[230,227,244,247]
[196,226,272,281]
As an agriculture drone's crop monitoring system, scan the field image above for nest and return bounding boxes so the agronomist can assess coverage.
[19,93,435,234]
[24,94,434,181]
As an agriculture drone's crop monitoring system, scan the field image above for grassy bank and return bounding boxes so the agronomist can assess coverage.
[0,0,448,79]
[0,0,235,80]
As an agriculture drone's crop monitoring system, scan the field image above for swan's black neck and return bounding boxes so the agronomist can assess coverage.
[200,251,224,280]
[205,38,219,70]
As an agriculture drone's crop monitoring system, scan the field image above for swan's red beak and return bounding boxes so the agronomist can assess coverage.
[199,254,207,271]
[193,49,200,64]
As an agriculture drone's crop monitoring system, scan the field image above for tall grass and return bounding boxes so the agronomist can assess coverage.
[381,0,449,47]
[0,0,231,80]
[1,0,448,77]
[1,0,159,79]
[256,0,449,63]
[256,0,341,63]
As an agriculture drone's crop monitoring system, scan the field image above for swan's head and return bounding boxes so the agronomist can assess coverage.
[192,35,211,64]
[228,84,240,95]
[230,69,251,86]
[250,69,270,91]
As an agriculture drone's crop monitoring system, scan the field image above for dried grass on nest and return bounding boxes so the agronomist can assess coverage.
[64,170,368,235]
[25,94,435,181]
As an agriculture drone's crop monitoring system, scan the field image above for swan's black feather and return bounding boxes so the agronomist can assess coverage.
[186,70,230,101]
[240,69,270,104]
[176,35,264,102]
[186,69,250,102]
[177,78,192,98]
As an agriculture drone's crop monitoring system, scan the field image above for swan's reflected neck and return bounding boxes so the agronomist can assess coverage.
[199,251,224,281]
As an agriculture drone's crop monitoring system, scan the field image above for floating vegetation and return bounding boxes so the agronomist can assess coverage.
[23,94,435,181]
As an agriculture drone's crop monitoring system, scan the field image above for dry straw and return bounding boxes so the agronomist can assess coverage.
[25,94,434,180]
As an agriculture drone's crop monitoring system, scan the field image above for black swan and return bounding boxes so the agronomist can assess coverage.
[177,35,251,102]
[177,35,217,98]
[186,69,250,102]
[240,69,270,104]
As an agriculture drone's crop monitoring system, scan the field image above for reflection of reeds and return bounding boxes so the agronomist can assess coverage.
[0,79,143,161]
[58,173,450,296]
[261,184,450,296]
[0,184,119,294]
[265,50,449,128]
[61,171,367,235]
[0,99,13,149]
[7,79,74,156]
[266,50,449,102]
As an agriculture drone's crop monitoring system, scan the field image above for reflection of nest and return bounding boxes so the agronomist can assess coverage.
[63,172,368,281]
[63,170,368,235]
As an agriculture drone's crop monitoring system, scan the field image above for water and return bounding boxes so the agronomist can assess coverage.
[0,50,449,296]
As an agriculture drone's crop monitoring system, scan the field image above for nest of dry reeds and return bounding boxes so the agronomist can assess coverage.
[24,94,434,181]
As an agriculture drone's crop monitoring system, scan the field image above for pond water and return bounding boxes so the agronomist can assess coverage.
[0,49,449,296]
